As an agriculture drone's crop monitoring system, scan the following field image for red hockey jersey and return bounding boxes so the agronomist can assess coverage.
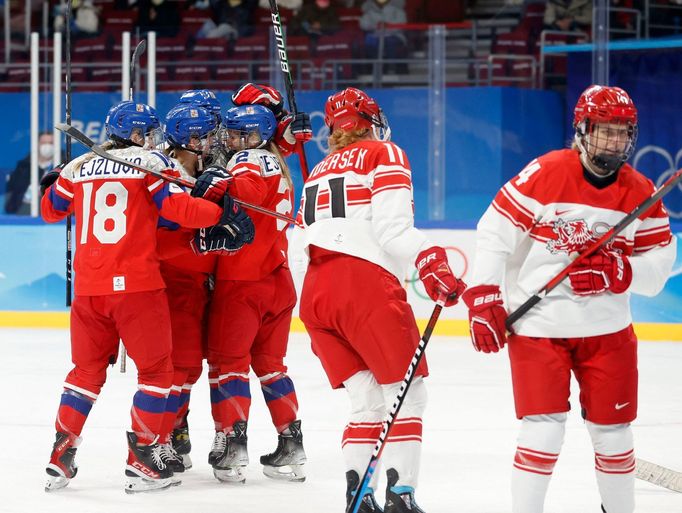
[41,147,222,295]
[471,148,675,337]
[214,148,293,281]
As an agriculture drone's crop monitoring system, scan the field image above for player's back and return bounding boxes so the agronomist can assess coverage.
[216,148,293,281]
[43,147,173,295]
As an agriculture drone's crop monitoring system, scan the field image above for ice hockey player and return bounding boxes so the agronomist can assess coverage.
[231,82,312,159]
[40,100,253,494]
[190,104,305,484]
[290,87,466,512]
[461,85,676,513]
[155,103,237,472]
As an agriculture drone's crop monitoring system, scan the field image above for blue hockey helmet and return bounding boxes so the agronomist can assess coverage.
[223,104,276,150]
[178,89,222,125]
[164,104,219,152]
[105,101,163,147]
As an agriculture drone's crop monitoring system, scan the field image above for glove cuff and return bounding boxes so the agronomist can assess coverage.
[462,284,504,311]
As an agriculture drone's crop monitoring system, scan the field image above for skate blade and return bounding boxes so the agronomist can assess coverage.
[213,466,247,484]
[263,464,306,482]
[45,475,71,492]
[124,476,174,494]
[181,454,193,470]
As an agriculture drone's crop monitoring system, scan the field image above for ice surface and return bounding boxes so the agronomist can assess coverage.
[1,329,680,513]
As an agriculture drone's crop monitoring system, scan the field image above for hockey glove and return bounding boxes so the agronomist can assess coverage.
[568,250,632,296]
[461,284,508,353]
[415,246,466,307]
[274,113,312,157]
[232,83,286,120]
[191,195,255,255]
[39,164,64,197]
[191,166,233,204]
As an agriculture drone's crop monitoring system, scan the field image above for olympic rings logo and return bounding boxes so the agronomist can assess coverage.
[309,111,330,154]
[406,246,469,300]
[632,145,682,218]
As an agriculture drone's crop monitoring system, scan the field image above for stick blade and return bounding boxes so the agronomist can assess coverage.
[636,458,682,493]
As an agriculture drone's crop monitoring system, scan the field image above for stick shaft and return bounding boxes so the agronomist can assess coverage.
[65,0,73,307]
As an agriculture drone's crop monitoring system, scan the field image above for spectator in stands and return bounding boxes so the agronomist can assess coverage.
[610,0,639,39]
[135,0,182,38]
[543,0,592,33]
[54,0,101,38]
[197,0,258,39]
[4,132,55,215]
[290,0,341,38]
[259,0,303,10]
[359,0,408,74]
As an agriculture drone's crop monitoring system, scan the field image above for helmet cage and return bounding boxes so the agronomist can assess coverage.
[575,119,638,174]
[223,105,277,150]
[165,105,220,156]
[324,88,391,141]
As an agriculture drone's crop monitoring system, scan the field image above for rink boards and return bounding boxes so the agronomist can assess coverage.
[0,225,680,340]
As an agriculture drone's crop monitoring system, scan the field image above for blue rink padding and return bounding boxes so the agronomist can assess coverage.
[0,223,679,338]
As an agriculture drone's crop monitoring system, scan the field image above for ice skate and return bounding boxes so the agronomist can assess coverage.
[160,443,185,485]
[208,431,226,466]
[213,421,249,484]
[124,432,175,494]
[260,420,307,482]
[45,431,81,492]
[346,470,384,513]
[384,468,424,513]
[172,410,192,469]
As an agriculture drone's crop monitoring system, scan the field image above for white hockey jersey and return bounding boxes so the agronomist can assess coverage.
[292,139,430,282]
[471,148,676,338]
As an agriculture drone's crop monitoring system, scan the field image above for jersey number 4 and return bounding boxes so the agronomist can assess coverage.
[80,182,128,245]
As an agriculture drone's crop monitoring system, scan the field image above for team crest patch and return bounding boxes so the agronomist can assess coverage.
[135,104,144,112]
[546,218,594,254]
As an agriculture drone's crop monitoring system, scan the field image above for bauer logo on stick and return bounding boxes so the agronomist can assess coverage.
[271,13,289,73]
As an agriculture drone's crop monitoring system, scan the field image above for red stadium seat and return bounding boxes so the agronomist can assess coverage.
[192,38,230,63]
[232,34,269,61]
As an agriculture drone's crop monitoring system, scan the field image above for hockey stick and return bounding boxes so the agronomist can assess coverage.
[636,458,682,492]
[65,0,73,307]
[119,38,146,374]
[506,167,682,329]
[55,123,297,225]
[346,303,444,513]
[268,0,310,181]
[129,39,146,102]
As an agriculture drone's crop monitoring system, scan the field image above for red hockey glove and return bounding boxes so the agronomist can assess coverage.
[461,284,508,353]
[275,113,312,156]
[191,166,233,204]
[232,83,286,120]
[415,246,466,306]
[568,250,632,296]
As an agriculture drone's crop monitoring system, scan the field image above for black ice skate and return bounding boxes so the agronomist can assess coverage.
[260,420,307,482]
[124,432,175,494]
[208,431,226,466]
[160,442,185,485]
[384,468,425,513]
[346,470,384,513]
[213,421,249,484]
[45,431,81,492]
[172,410,192,469]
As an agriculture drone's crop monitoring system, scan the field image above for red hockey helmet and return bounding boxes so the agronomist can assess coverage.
[324,87,390,140]
[573,85,637,128]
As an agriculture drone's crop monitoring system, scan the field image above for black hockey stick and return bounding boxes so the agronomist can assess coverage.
[268,0,310,180]
[506,167,682,329]
[347,303,444,513]
[636,458,682,492]
[129,39,146,102]
[119,38,146,374]
[55,123,297,225]
[65,0,73,307]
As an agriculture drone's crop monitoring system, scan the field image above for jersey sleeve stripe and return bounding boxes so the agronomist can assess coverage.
[491,200,532,231]
[56,183,74,198]
[231,162,261,176]
[385,142,397,163]
[493,190,534,230]
[501,184,536,220]
[48,186,72,212]
[147,178,165,192]
[150,150,171,168]
[371,183,411,196]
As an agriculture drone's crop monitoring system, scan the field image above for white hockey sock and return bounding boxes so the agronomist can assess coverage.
[342,371,386,491]
[512,413,566,513]
[380,377,427,490]
[586,421,635,513]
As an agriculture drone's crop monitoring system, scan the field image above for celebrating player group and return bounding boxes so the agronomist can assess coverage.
[39,83,675,513]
